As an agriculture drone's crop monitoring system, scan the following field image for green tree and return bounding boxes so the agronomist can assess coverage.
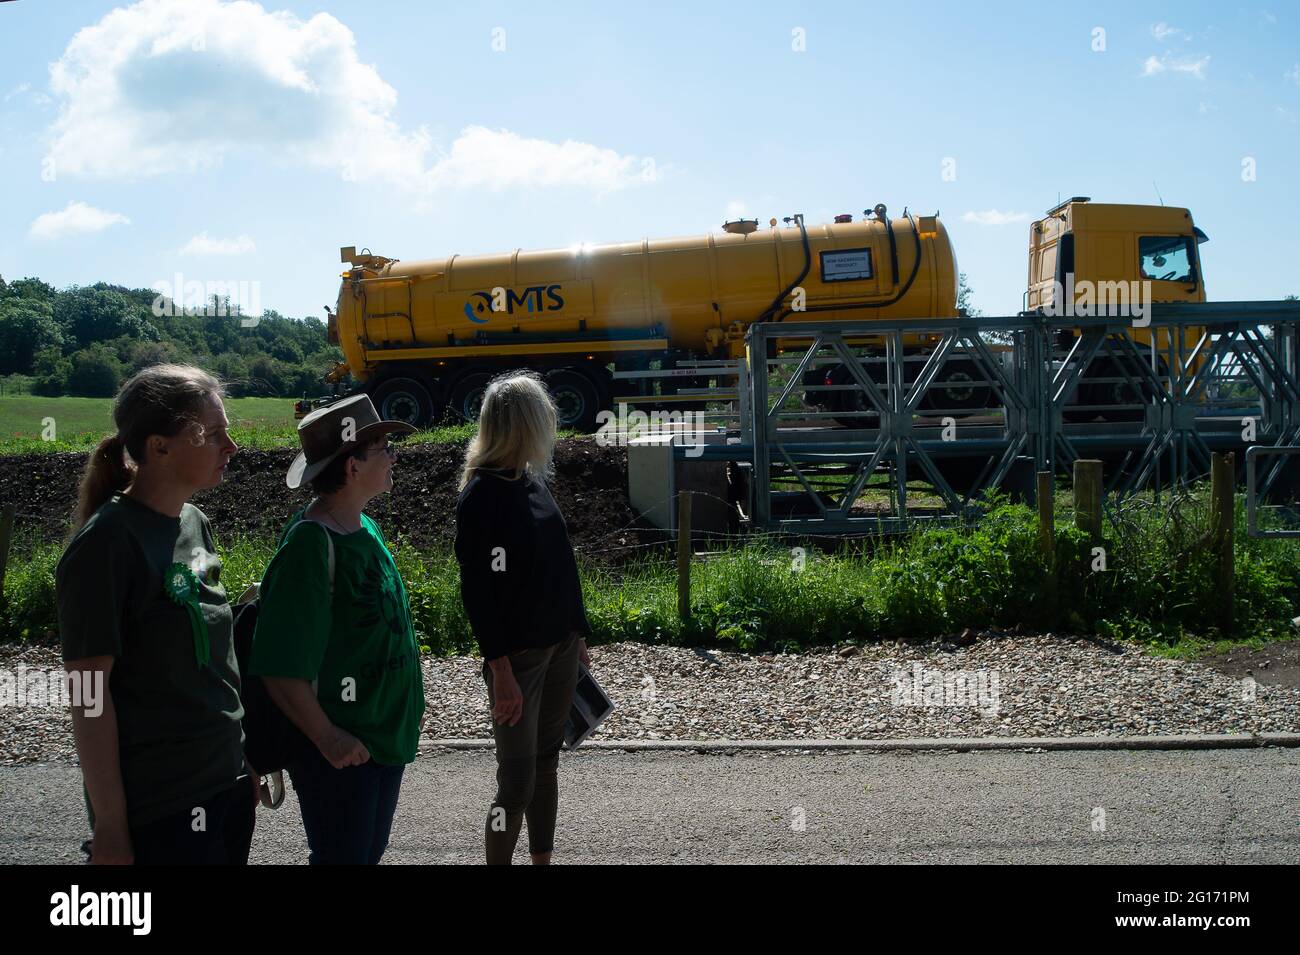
[270,338,304,364]
[67,344,124,397]
[32,347,72,396]
[1,277,57,304]
[0,299,64,374]
[247,355,291,396]
[213,352,251,396]
[957,272,982,317]
[125,339,184,373]
[54,287,159,348]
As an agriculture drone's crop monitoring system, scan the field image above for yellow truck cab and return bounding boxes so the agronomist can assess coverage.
[1025,198,1210,418]
[1027,197,1208,311]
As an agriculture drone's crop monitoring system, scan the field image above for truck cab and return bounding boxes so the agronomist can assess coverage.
[1026,198,1211,420]
[1027,197,1207,311]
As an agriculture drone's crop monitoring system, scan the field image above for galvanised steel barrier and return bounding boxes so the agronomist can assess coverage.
[737,301,1300,534]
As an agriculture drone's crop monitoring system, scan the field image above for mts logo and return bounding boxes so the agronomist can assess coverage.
[464,284,566,323]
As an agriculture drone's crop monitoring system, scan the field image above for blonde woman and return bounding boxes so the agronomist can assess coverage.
[454,370,593,865]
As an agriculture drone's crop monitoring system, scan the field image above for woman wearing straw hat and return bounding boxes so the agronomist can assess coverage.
[454,370,593,865]
[250,394,426,865]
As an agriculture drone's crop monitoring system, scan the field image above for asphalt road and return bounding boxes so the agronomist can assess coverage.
[3,747,1297,864]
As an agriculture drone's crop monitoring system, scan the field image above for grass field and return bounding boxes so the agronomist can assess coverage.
[0,395,476,452]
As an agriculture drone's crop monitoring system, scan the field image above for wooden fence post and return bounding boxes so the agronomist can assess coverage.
[1036,471,1055,559]
[677,491,692,622]
[0,505,14,602]
[1210,451,1235,635]
[1073,459,1104,544]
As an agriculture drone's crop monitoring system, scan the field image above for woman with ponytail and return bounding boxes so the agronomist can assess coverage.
[57,363,252,865]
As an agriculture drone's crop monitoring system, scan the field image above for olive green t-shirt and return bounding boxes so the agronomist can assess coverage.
[56,493,246,828]
[249,510,425,766]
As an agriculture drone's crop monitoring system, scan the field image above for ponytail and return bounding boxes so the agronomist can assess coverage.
[71,434,133,533]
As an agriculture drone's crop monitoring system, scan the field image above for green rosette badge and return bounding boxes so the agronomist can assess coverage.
[165,562,210,667]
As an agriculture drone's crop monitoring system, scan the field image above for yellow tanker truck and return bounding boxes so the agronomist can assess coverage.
[313,197,1206,430]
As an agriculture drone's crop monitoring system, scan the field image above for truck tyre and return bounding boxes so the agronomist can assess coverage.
[370,376,434,428]
[829,361,882,429]
[546,369,603,433]
[919,360,991,415]
[448,371,493,424]
[1078,356,1166,424]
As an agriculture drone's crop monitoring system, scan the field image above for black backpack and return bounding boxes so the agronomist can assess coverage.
[233,519,335,791]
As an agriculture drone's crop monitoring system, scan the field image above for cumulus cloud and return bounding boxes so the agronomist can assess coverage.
[180,232,256,255]
[44,0,656,193]
[29,201,130,240]
[1141,54,1210,78]
[962,209,1030,226]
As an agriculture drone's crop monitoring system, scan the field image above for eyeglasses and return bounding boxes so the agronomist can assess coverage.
[357,440,397,459]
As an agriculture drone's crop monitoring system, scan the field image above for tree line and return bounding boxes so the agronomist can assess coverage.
[0,275,344,398]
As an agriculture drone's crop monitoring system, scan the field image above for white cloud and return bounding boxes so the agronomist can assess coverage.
[1151,22,1189,42]
[1198,101,1217,114]
[962,209,1030,226]
[424,126,660,194]
[1140,53,1210,78]
[1286,64,1300,85]
[3,83,31,102]
[1261,10,1278,25]
[28,201,130,240]
[44,0,655,194]
[180,232,256,255]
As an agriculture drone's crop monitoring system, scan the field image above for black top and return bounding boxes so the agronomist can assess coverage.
[454,467,591,661]
[56,494,245,827]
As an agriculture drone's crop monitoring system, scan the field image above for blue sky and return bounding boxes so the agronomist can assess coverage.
[1,0,1297,319]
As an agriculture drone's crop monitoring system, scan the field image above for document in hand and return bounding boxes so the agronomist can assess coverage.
[564,662,615,749]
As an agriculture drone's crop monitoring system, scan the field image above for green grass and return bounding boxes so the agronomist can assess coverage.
[6,489,1298,658]
[0,395,479,453]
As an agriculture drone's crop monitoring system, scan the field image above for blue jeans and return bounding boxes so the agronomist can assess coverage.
[287,745,405,865]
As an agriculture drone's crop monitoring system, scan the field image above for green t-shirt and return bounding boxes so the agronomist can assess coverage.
[56,493,246,828]
[249,509,425,765]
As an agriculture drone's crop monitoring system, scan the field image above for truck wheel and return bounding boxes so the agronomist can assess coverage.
[1063,356,1167,424]
[920,362,990,415]
[370,376,434,427]
[829,362,882,429]
[448,372,493,424]
[546,369,603,433]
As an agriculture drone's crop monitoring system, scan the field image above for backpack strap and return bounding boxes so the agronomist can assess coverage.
[281,517,334,698]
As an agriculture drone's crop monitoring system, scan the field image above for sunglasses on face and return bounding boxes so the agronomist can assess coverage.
[357,440,397,459]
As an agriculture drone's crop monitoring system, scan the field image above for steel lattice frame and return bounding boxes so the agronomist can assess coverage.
[744,301,1300,534]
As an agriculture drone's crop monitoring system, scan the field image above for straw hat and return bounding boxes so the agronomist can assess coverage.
[286,394,416,489]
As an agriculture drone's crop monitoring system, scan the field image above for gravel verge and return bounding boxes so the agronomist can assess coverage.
[4,630,1297,765]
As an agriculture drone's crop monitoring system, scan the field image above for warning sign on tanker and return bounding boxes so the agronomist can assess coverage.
[820,248,874,283]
